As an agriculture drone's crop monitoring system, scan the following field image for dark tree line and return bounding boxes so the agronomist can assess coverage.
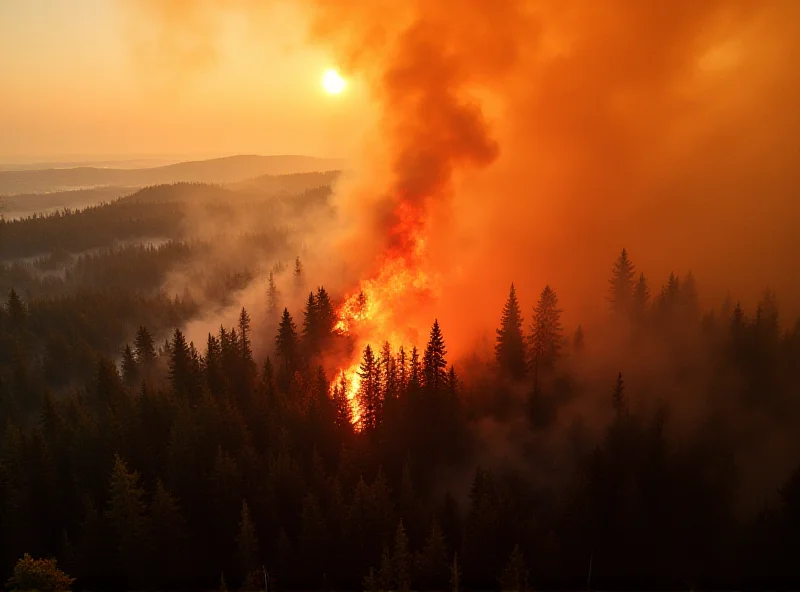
[0,247,799,590]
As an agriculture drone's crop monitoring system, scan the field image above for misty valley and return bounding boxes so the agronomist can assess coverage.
[0,158,799,591]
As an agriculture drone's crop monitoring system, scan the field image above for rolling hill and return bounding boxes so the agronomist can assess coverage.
[0,154,345,195]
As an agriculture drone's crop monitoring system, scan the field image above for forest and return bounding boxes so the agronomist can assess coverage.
[1,178,799,591]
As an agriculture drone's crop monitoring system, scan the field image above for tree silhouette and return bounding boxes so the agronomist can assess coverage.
[121,345,138,387]
[423,320,449,394]
[357,345,382,431]
[106,456,151,587]
[134,326,156,366]
[495,283,527,379]
[498,544,528,592]
[6,288,26,325]
[529,285,563,389]
[275,308,298,378]
[236,500,260,589]
[633,272,650,320]
[612,372,628,416]
[609,248,636,316]
[267,270,279,318]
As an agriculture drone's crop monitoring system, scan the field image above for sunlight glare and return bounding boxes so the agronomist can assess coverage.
[322,68,347,95]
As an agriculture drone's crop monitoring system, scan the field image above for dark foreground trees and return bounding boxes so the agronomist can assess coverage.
[1,245,800,590]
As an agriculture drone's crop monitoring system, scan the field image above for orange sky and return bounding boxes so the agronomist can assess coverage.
[0,0,372,160]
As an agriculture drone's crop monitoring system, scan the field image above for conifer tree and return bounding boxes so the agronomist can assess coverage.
[612,372,628,416]
[205,333,224,395]
[498,544,528,592]
[633,272,650,320]
[417,520,448,589]
[106,455,151,586]
[397,346,408,393]
[333,374,353,429]
[380,341,398,401]
[450,552,461,592]
[495,283,527,379]
[409,346,421,391]
[393,521,411,592]
[6,288,26,325]
[267,270,279,318]
[236,500,260,588]
[150,480,189,586]
[357,345,382,431]
[609,248,636,316]
[169,328,195,401]
[657,272,681,318]
[378,545,394,591]
[573,325,585,353]
[121,345,138,387]
[529,285,563,388]
[302,291,319,352]
[294,256,304,295]
[238,307,253,363]
[134,326,156,366]
[315,286,337,343]
[423,320,449,394]
[275,308,298,374]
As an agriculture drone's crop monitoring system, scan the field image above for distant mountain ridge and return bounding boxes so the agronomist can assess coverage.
[0,154,345,195]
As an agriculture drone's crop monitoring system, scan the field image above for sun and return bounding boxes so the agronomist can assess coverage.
[321,68,347,95]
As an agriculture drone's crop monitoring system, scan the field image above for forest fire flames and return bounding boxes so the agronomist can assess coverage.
[331,202,433,426]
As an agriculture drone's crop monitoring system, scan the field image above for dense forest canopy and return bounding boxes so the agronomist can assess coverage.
[0,173,799,590]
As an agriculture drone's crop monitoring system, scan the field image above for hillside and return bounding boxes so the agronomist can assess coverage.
[0,154,345,194]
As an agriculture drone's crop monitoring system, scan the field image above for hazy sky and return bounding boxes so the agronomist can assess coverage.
[0,0,371,160]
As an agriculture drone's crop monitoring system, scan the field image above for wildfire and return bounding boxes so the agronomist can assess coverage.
[330,201,434,427]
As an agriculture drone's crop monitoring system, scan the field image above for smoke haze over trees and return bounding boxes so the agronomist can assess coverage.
[2,0,800,589]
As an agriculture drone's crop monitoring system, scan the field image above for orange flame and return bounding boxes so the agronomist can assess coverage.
[330,199,434,426]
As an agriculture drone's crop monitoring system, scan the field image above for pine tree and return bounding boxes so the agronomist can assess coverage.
[680,272,700,321]
[498,544,528,592]
[294,256,304,295]
[134,326,156,366]
[238,307,253,362]
[332,374,353,429]
[205,333,225,395]
[275,308,298,374]
[495,283,527,379]
[450,552,461,592]
[357,345,382,431]
[612,372,628,416]
[106,455,151,586]
[417,520,448,589]
[169,328,196,401]
[393,521,411,591]
[236,500,260,588]
[150,480,189,586]
[409,346,421,391]
[397,346,408,393]
[362,567,378,592]
[529,285,563,388]
[267,271,279,318]
[657,272,681,318]
[573,325,585,353]
[609,248,636,316]
[423,320,448,394]
[121,345,139,387]
[6,288,26,325]
[302,291,319,353]
[380,341,398,401]
[633,272,650,320]
[378,545,394,591]
[315,286,337,343]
